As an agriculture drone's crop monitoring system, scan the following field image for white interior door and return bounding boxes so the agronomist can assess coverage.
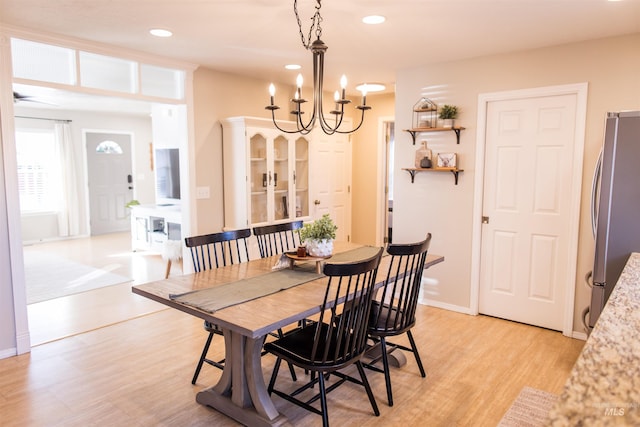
[312,130,352,242]
[85,131,133,235]
[479,94,579,331]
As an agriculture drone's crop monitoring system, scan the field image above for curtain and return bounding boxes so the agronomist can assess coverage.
[54,122,80,237]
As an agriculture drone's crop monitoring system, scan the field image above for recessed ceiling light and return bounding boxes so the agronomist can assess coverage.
[362,15,386,25]
[150,28,173,37]
[356,83,386,93]
[285,64,301,70]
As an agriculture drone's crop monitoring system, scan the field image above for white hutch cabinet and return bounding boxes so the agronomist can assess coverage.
[221,117,311,229]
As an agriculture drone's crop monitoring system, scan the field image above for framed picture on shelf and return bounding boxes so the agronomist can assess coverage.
[437,153,457,169]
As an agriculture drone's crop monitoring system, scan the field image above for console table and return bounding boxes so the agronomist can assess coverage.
[130,204,182,252]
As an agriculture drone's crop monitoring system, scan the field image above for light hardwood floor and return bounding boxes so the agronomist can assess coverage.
[24,233,181,345]
[1,302,585,426]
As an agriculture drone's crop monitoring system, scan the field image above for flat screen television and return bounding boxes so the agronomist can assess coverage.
[155,148,181,205]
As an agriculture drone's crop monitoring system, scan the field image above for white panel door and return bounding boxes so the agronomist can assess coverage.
[312,131,352,242]
[479,94,577,330]
[86,132,133,235]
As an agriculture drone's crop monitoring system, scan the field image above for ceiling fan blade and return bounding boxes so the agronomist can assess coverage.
[13,91,58,106]
[13,91,32,101]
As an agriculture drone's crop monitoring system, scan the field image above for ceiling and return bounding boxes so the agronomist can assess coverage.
[3,0,640,113]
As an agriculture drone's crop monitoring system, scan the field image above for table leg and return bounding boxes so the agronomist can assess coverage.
[364,341,408,368]
[196,329,292,427]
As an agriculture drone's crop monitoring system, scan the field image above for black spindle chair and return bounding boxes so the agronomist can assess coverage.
[265,247,384,427]
[185,228,250,384]
[253,220,303,258]
[365,233,432,406]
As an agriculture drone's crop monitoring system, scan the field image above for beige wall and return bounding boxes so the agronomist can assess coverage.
[351,92,395,245]
[191,68,296,234]
[393,33,640,333]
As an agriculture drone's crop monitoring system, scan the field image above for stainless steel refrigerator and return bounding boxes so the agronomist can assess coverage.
[587,111,640,330]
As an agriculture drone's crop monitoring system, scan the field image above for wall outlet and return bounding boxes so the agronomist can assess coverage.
[196,186,210,199]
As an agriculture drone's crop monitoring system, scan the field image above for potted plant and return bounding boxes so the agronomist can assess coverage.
[124,199,140,216]
[125,199,140,209]
[439,104,459,128]
[300,214,338,257]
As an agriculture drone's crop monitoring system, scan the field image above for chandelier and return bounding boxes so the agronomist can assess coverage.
[266,0,371,135]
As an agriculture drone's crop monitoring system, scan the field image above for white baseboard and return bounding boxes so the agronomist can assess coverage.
[22,233,91,247]
[571,331,588,341]
[0,347,17,360]
[16,330,31,354]
[419,298,475,315]
[0,331,31,359]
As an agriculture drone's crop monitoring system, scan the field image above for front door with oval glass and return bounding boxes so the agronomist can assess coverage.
[85,131,133,235]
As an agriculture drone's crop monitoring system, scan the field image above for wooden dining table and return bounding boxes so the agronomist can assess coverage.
[132,242,444,427]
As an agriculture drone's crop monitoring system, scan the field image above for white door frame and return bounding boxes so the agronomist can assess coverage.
[376,115,394,247]
[0,28,197,355]
[470,83,588,337]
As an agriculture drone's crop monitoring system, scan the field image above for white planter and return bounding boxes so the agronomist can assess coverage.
[305,239,334,257]
[442,118,454,128]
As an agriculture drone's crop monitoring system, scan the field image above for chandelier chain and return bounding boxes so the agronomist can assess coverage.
[294,0,323,50]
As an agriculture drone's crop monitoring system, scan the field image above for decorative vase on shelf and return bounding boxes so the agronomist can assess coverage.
[420,157,432,168]
[442,118,454,128]
[415,140,432,168]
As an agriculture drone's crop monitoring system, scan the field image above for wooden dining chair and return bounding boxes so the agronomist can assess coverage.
[185,228,251,384]
[253,220,303,258]
[365,233,432,406]
[265,247,384,427]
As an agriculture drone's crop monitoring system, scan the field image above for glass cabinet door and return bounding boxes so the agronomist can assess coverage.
[294,136,309,218]
[273,135,290,221]
[249,133,267,224]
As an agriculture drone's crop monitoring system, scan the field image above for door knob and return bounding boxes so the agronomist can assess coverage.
[482,216,490,224]
[314,200,321,205]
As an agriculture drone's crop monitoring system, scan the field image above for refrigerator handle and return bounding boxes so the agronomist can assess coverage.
[590,149,603,238]
[581,306,592,335]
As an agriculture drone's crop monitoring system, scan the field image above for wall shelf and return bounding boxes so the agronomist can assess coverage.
[402,167,464,185]
[404,127,465,145]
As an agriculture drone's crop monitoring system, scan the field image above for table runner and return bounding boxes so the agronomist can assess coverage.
[170,245,381,314]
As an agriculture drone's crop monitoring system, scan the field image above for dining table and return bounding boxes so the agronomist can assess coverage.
[132,242,444,427]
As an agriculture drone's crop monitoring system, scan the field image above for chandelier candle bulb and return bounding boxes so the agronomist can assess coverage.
[296,74,303,97]
[269,84,275,106]
[340,75,347,100]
